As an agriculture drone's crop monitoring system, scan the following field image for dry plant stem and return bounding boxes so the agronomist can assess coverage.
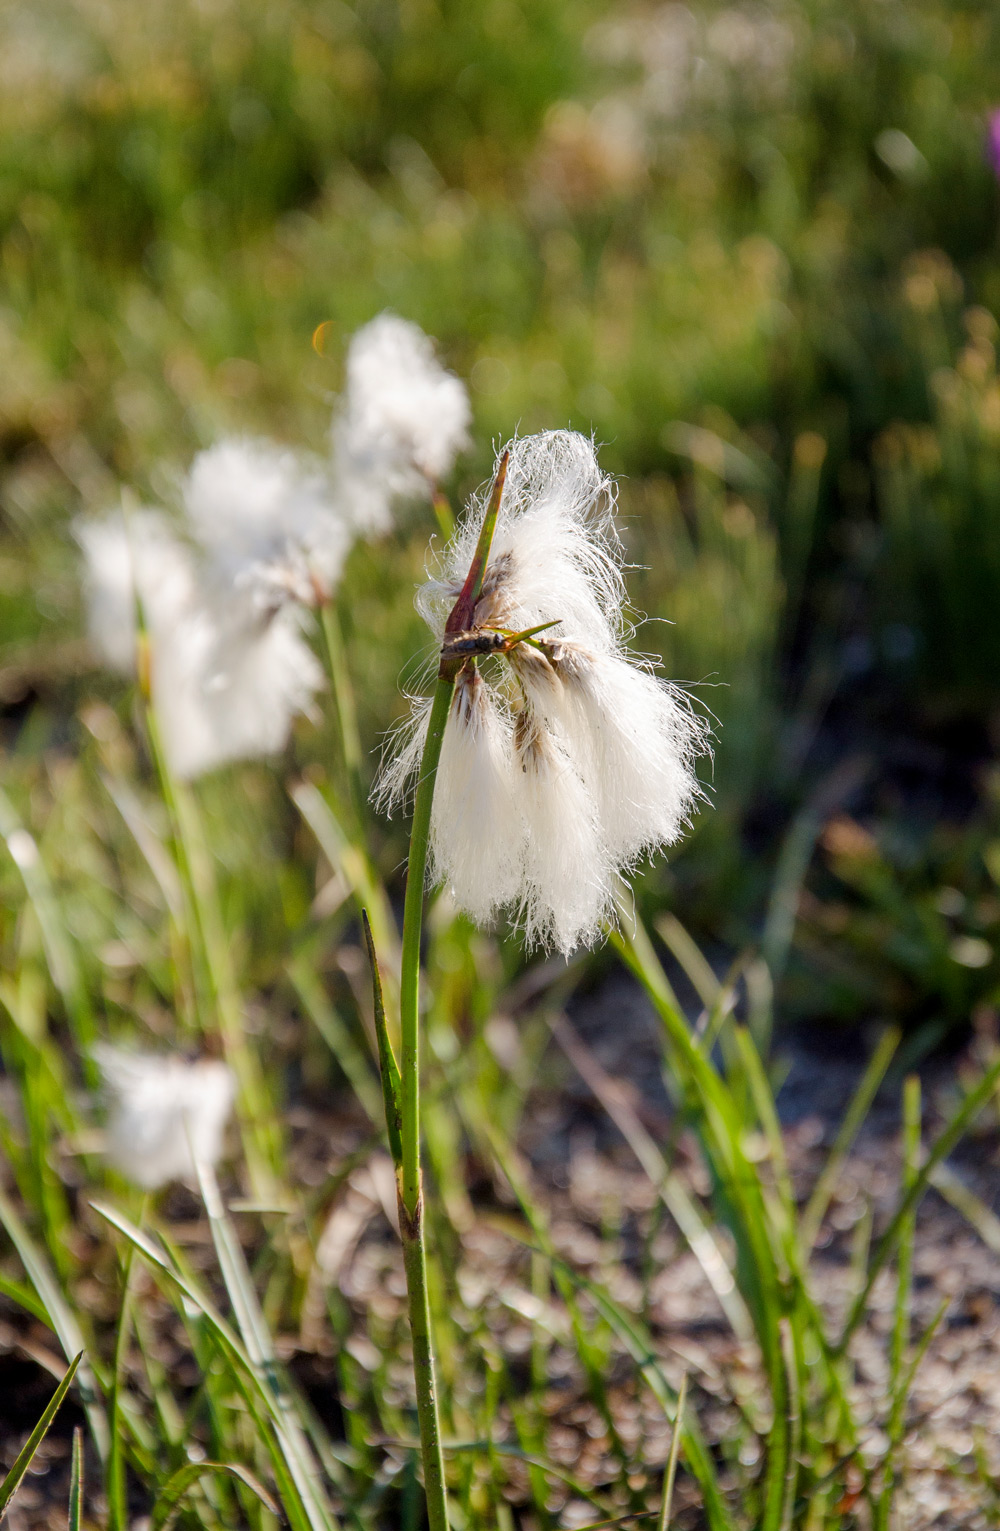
[397,673,454,1531]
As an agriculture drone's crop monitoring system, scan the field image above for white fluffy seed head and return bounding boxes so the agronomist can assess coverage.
[94,1044,235,1190]
[332,313,471,533]
[75,510,200,675]
[418,430,624,650]
[514,710,610,952]
[429,669,523,923]
[168,599,324,780]
[184,436,352,603]
[378,429,710,954]
[76,508,323,780]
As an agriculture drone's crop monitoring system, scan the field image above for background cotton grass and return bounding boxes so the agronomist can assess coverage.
[75,312,472,779]
[75,505,324,779]
[93,1044,235,1191]
[184,436,353,605]
[377,430,709,953]
[331,313,472,533]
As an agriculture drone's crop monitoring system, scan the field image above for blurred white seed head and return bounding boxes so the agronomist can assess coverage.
[75,509,200,675]
[331,313,471,533]
[184,436,353,605]
[94,1044,234,1190]
[169,598,324,780]
[76,509,323,780]
[377,430,709,953]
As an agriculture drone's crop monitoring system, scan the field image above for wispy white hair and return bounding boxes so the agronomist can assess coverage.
[331,313,471,533]
[377,430,709,954]
[94,1044,234,1190]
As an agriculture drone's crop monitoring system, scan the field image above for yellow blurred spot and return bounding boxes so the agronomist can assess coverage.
[312,320,335,356]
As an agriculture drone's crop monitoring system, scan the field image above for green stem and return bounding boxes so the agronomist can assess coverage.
[320,601,365,825]
[141,695,277,1198]
[397,673,455,1531]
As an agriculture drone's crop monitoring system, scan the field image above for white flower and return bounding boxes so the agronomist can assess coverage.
[377,430,708,953]
[184,436,353,605]
[76,510,323,780]
[75,509,200,675]
[180,596,323,779]
[94,1044,235,1190]
[331,313,471,534]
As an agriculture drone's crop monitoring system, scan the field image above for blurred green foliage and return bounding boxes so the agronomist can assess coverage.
[3,0,1000,1030]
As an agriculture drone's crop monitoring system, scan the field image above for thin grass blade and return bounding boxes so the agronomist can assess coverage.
[548,1011,753,1342]
[0,1184,108,1459]
[193,1163,341,1531]
[289,958,383,1126]
[151,1460,279,1531]
[657,1372,687,1531]
[800,1026,900,1252]
[0,1352,83,1516]
[362,910,403,1170]
[68,1427,83,1531]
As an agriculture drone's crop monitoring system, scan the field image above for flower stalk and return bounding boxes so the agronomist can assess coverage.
[370,455,508,1531]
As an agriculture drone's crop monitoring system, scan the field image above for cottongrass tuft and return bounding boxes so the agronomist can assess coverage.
[75,509,323,779]
[332,313,471,533]
[184,436,353,604]
[377,430,709,954]
[94,1044,235,1190]
[76,313,470,779]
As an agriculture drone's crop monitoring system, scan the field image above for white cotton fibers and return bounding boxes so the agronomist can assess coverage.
[94,1044,235,1190]
[377,430,709,954]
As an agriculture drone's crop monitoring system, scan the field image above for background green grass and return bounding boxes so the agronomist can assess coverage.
[4,0,1000,1034]
[5,1,1000,1526]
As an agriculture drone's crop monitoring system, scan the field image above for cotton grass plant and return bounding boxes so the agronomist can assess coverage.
[5,314,1000,1531]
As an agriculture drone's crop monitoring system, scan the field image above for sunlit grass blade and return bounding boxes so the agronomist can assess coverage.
[291,779,400,973]
[838,1045,1000,1350]
[0,1183,109,1459]
[800,1026,900,1252]
[362,910,403,1171]
[481,1123,732,1530]
[151,1460,280,1531]
[657,1372,687,1531]
[654,913,721,1011]
[548,1010,754,1343]
[289,956,383,1126]
[98,768,185,924]
[611,923,785,1371]
[68,1427,83,1531]
[91,1197,337,1528]
[193,1162,341,1531]
[0,1351,83,1517]
[107,1228,142,1531]
[928,1161,1000,1251]
[0,785,93,1048]
[874,1075,920,1530]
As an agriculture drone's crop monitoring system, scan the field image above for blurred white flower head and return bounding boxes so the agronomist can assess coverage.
[94,1044,235,1190]
[75,509,323,779]
[76,509,200,676]
[377,430,708,954]
[77,313,468,776]
[184,437,353,606]
[331,313,471,533]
